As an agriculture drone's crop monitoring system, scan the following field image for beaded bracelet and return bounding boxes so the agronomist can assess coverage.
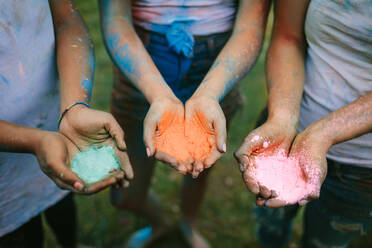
[58,102,90,129]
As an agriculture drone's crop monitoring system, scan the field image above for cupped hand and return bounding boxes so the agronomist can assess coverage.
[185,95,227,178]
[59,105,134,184]
[34,131,126,194]
[255,125,328,208]
[234,117,297,200]
[286,128,327,205]
[143,95,191,174]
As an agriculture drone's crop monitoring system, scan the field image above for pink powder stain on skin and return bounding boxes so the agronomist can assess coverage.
[253,153,311,204]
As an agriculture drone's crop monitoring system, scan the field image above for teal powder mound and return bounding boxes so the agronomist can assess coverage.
[71,146,120,184]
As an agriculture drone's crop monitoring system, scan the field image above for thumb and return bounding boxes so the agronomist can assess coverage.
[48,159,86,192]
[143,115,157,157]
[104,115,127,151]
[213,114,227,153]
[234,132,263,170]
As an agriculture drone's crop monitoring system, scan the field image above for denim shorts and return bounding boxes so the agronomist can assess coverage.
[110,26,245,121]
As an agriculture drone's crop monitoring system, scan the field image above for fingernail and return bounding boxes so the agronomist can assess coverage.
[146,147,150,157]
[74,182,83,191]
[222,143,226,153]
[265,201,270,207]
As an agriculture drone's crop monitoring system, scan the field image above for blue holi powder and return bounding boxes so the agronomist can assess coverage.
[71,146,120,184]
[165,23,194,58]
[83,45,95,101]
[220,79,235,102]
[0,75,9,85]
[222,56,237,72]
[81,79,93,100]
[107,32,140,77]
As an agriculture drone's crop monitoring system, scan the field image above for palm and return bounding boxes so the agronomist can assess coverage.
[289,133,328,203]
[59,106,134,181]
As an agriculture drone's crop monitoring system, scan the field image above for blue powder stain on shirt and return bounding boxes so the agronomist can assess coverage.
[71,146,120,184]
[0,75,9,85]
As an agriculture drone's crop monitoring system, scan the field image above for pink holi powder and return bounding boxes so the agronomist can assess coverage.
[254,153,310,204]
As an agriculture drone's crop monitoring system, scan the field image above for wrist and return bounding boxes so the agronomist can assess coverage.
[192,85,220,102]
[149,91,179,105]
[267,112,298,132]
[58,102,90,129]
[302,121,333,151]
[139,76,176,104]
[29,129,48,155]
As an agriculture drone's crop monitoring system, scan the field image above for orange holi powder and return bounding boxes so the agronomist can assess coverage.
[154,111,214,163]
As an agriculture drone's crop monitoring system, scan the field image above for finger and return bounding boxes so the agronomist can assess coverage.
[203,147,223,168]
[104,115,127,151]
[143,115,157,157]
[243,169,260,195]
[177,164,188,175]
[115,149,134,180]
[154,151,179,168]
[303,190,320,203]
[52,177,79,192]
[259,184,272,199]
[265,198,289,208]
[298,199,309,206]
[123,180,130,188]
[192,160,204,178]
[213,114,227,153]
[238,163,246,173]
[234,133,263,166]
[271,190,278,198]
[86,171,125,194]
[184,157,194,173]
[256,196,266,207]
[48,160,85,192]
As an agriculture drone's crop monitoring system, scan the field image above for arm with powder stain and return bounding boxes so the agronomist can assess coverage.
[98,0,189,174]
[234,0,310,207]
[186,0,271,177]
[49,0,134,189]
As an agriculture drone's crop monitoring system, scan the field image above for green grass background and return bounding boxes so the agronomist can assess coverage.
[44,2,371,247]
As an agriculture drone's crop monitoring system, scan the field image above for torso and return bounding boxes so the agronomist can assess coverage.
[131,0,238,35]
[300,0,372,167]
[0,0,67,236]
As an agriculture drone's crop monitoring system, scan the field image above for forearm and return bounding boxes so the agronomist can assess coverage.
[50,0,95,111]
[0,121,43,154]
[265,0,309,126]
[193,0,271,101]
[265,37,306,125]
[99,0,175,103]
[306,92,372,149]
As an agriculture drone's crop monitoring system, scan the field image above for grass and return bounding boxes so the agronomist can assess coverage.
[44,2,371,247]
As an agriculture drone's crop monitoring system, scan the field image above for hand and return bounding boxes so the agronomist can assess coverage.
[256,125,328,208]
[234,117,297,202]
[59,105,134,184]
[185,95,227,178]
[34,131,125,194]
[144,95,192,174]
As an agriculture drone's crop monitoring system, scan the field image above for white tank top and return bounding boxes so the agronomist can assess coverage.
[131,0,238,35]
[299,0,372,167]
[0,0,68,236]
